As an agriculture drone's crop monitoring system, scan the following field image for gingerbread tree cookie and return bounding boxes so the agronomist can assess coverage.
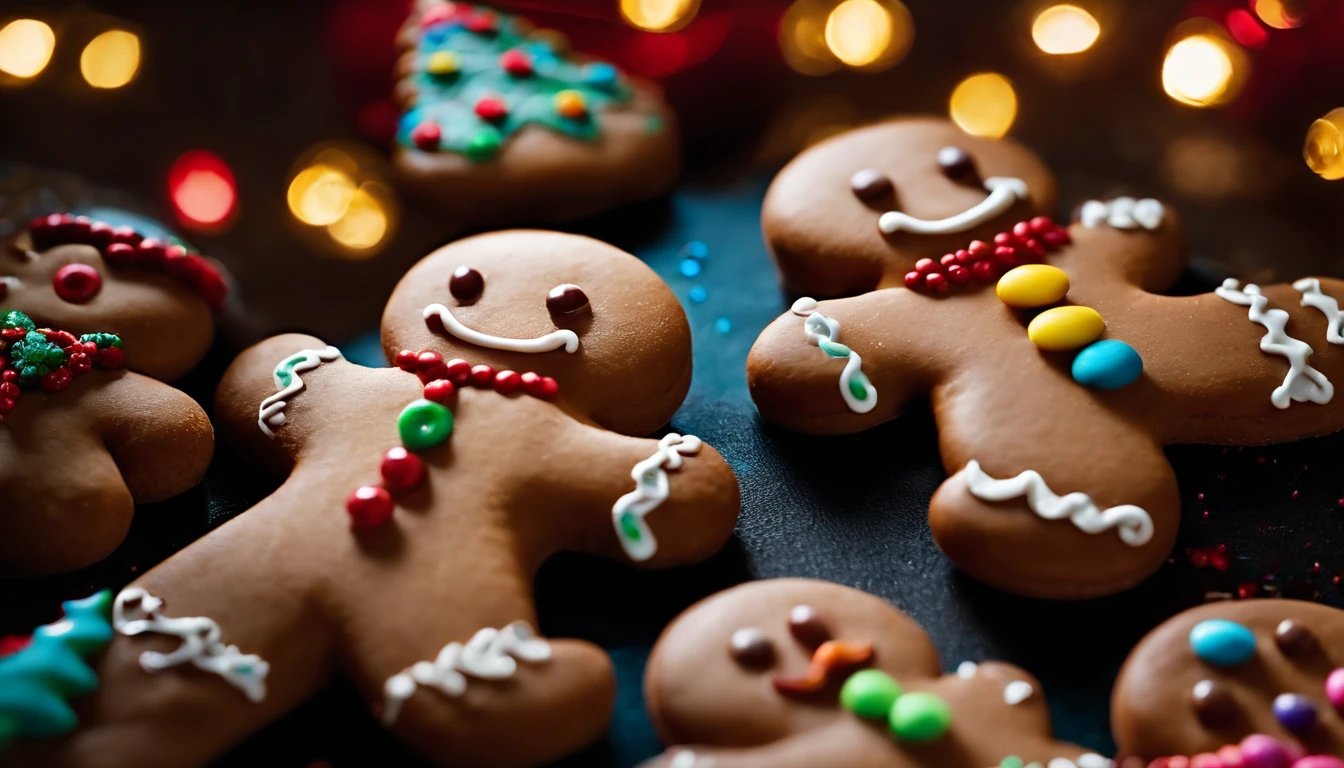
[0,214,222,576]
[7,231,739,768]
[748,117,1344,599]
[641,578,1111,768]
[391,1,681,226]
[1112,599,1344,765]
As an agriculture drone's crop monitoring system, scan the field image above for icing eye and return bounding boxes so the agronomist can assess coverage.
[729,627,775,668]
[546,284,590,315]
[937,146,978,183]
[850,169,893,202]
[1191,679,1237,727]
[788,605,830,648]
[449,266,484,303]
[52,263,103,304]
[1274,619,1317,657]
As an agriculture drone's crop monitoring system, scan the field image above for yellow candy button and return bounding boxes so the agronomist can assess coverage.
[996,264,1071,309]
[1027,306,1105,351]
[554,89,588,119]
[427,51,459,76]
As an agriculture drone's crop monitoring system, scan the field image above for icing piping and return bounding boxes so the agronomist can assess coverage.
[423,303,579,354]
[113,588,268,702]
[612,433,702,561]
[258,346,344,438]
[1078,197,1165,231]
[963,460,1154,546]
[669,750,712,768]
[791,297,877,414]
[878,176,1028,235]
[381,621,551,725]
[1293,277,1344,344]
[1003,680,1034,705]
[956,661,978,679]
[1215,279,1333,409]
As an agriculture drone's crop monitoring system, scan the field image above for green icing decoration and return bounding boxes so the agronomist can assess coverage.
[839,670,902,720]
[78,333,122,350]
[1,311,35,333]
[818,339,851,358]
[0,591,114,747]
[619,511,642,542]
[398,398,454,452]
[399,3,635,161]
[10,332,66,383]
[888,691,952,743]
[848,372,871,401]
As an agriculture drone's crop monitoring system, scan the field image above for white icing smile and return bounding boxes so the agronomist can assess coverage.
[878,177,1029,235]
[423,303,579,354]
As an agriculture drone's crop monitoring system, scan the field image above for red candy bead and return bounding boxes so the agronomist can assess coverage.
[1041,229,1070,248]
[0,382,18,399]
[993,245,1018,266]
[347,486,394,528]
[470,364,495,387]
[1022,238,1045,259]
[954,249,973,264]
[967,240,992,259]
[535,376,559,399]
[499,49,532,76]
[494,369,521,394]
[104,242,135,266]
[68,353,92,375]
[98,347,124,368]
[924,273,949,293]
[395,349,419,372]
[994,232,1018,248]
[946,264,971,284]
[380,447,427,493]
[972,260,997,282]
[903,271,921,290]
[474,97,508,122]
[445,358,471,385]
[416,351,443,371]
[0,398,13,415]
[135,239,168,268]
[43,329,78,349]
[40,368,72,393]
[939,253,957,267]
[411,120,442,151]
[423,378,456,403]
[1012,221,1032,239]
[1029,216,1053,233]
[914,258,937,276]
[52,263,103,304]
[88,222,115,248]
[2,370,18,383]
[110,225,141,245]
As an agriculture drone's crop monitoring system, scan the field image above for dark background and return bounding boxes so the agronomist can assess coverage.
[3,0,1344,765]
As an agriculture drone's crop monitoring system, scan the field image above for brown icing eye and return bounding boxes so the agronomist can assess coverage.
[729,627,776,668]
[1191,679,1238,726]
[449,266,484,302]
[788,605,830,648]
[850,169,893,201]
[937,146,978,183]
[1274,619,1317,657]
[546,284,590,315]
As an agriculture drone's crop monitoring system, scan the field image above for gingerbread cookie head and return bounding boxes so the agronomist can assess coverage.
[391,1,681,226]
[762,117,1057,298]
[644,579,1109,768]
[1113,599,1344,762]
[382,230,692,436]
[2,213,225,381]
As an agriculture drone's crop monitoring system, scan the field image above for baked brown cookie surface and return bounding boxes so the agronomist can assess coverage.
[391,1,680,227]
[642,578,1110,768]
[7,231,739,768]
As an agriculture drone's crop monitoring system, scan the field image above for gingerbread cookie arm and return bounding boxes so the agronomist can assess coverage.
[1054,201,1186,295]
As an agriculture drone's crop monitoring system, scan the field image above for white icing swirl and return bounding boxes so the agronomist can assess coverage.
[257,346,343,438]
[423,303,579,354]
[1079,197,1165,231]
[1294,277,1344,344]
[791,297,877,414]
[1216,279,1332,409]
[878,177,1029,235]
[612,433,702,562]
[963,460,1154,546]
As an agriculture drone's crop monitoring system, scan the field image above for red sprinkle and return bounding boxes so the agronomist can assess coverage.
[423,378,455,403]
[395,349,419,372]
[411,120,442,151]
[380,448,427,493]
[470,364,495,387]
[474,97,509,122]
[499,49,532,77]
[445,358,472,385]
[347,486,394,528]
[494,370,521,394]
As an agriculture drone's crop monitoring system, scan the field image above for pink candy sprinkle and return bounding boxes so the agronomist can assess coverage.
[1326,667,1344,710]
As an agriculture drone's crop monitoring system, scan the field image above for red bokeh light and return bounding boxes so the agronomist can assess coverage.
[168,150,237,231]
[1226,8,1270,48]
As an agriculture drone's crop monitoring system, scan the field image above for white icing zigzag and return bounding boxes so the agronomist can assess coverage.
[791,297,877,415]
[113,587,269,703]
[612,433,702,562]
[258,346,343,438]
[381,622,551,726]
[878,176,1029,235]
[1293,277,1344,345]
[1216,279,1332,409]
[963,460,1154,547]
[1079,197,1164,231]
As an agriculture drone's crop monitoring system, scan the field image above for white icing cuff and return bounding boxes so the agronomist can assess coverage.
[963,460,1154,546]
[1216,279,1332,409]
[258,346,343,438]
[1079,197,1164,231]
[613,434,702,562]
[1294,277,1344,345]
[878,177,1028,235]
[791,298,878,414]
[424,303,579,354]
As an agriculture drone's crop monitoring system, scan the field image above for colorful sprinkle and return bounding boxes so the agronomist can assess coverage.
[554,89,588,120]
[839,669,903,719]
[426,50,459,76]
[1071,339,1144,389]
[888,691,952,743]
[1272,693,1318,734]
[1190,619,1257,667]
[397,398,454,452]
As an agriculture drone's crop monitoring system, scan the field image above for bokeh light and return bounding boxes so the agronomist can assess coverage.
[949,73,1017,138]
[1251,0,1305,29]
[824,0,913,71]
[1305,108,1344,181]
[287,145,397,258]
[1031,5,1100,55]
[620,0,700,33]
[1161,33,1247,108]
[288,165,356,226]
[327,183,391,251]
[0,19,55,79]
[168,150,237,230]
[1225,9,1268,48]
[781,0,843,76]
[80,30,141,89]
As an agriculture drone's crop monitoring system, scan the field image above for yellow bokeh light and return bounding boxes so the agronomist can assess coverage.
[949,73,1018,139]
[80,30,141,89]
[823,0,913,71]
[1032,5,1100,54]
[1251,0,1304,29]
[1305,108,1344,181]
[781,0,841,76]
[0,19,55,79]
[620,0,700,33]
[327,184,390,252]
[288,165,356,226]
[1162,33,1246,108]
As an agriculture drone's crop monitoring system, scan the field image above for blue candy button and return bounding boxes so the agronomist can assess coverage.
[1190,619,1258,667]
[1071,339,1143,389]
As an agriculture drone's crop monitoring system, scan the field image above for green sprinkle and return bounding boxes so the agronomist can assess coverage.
[465,129,502,162]
[398,399,454,452]
[619,512,642,542]
[848,372,870,401]
[839,669,902,719]
[1,311,35,332]
[888,691,951,743]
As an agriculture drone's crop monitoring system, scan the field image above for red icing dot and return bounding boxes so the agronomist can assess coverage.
[494,369,521,394]
[411,120,442,151]
[98,346,124,368]
[924,273,948,292]
[423,378,456,403]
[470,364,495,387]
[967,240,992,259]
[40,367,72,393]
[914,258,937,276]
[499,49,533,77]
[52,263,103,304]
[347,486,393,528]
[445,358,471,385]
[416,351,443,371]
[474,97,509,122]
[903,272,921,290]
[972,260,998,282]
[946,265,971,284]
[67,352,92,375]
[104,242,135,266]
[380,448,426,493]
[395,349,419,372]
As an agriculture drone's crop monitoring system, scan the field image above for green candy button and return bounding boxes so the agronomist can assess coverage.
[839,669,902,720]
[888,691,952,743]
[398,399,453,452]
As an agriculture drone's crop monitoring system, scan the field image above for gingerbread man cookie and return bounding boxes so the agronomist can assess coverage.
[7,231,739,768]
[748,117,1344,599]
[641,578,1111,768]
[391,1,681,226]
[0,213,222,576]
[1112,600,1344,765]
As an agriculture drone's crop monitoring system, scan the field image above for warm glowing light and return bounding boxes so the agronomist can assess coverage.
[1162,33,1246,108]
[1252,0,1304,29]
[949,73,1018,139]
[1031,5,1100,54]
[1225,9,1268,48]
[80,30,140,89]
[822,0,912,71]
[620,0,700,33]
[1305,108,1344,181]
[0,19,55,79]
[327,184,390,251]
[168,151,237,230]
[781,0,842,75]
[288,165,356,226]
